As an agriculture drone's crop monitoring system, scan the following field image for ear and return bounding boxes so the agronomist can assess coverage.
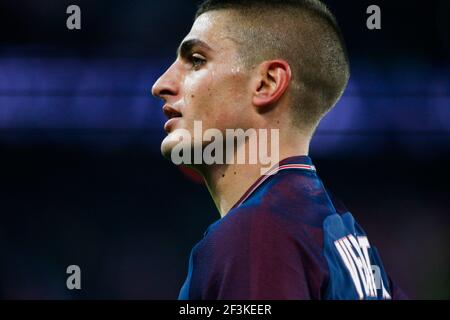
[252,60,292,110]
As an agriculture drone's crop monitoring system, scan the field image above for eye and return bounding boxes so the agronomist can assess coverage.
[190,53,206,69]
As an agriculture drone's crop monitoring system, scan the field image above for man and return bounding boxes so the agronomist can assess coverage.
[152,0,405,300]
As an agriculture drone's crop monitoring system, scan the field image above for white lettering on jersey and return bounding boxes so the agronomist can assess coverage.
[334,235,382,299]
[334,239,364,299]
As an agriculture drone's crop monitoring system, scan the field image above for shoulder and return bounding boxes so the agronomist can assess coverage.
[193,204,330,299]
[250,170,339,229]
[203,205,285,247]
[196,169,341,257]
[200,203,317,260]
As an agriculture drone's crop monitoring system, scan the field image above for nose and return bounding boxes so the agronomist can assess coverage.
[151,62,180,100]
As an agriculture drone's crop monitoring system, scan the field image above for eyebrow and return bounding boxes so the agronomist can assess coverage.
[176,38,214,59]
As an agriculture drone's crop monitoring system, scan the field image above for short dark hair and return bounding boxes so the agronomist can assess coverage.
[196,0,350,132]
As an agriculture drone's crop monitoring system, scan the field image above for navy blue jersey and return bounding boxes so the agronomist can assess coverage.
[178,156,406,300]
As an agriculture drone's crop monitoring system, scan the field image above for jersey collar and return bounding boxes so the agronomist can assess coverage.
[230,155,317,210]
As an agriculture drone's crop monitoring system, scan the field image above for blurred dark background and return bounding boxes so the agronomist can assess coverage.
[0,0,449,299]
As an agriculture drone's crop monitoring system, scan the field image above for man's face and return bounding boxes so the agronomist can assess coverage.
[152,11,252,160]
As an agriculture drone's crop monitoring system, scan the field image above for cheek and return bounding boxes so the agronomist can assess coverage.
[183,71,215,119]
[183,69,250,129]
[215,74,250,126]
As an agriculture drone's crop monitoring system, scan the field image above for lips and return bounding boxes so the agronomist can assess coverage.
[163,104,182,133]
[163,104,182,119]
[164,117,181,133]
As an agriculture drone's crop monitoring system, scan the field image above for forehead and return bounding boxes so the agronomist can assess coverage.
[182,11,238,54]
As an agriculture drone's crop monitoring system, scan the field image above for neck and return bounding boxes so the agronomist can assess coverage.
[197,137,310,218]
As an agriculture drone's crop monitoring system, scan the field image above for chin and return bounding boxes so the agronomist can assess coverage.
[160,135,177,160]
[160,131,195,164]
